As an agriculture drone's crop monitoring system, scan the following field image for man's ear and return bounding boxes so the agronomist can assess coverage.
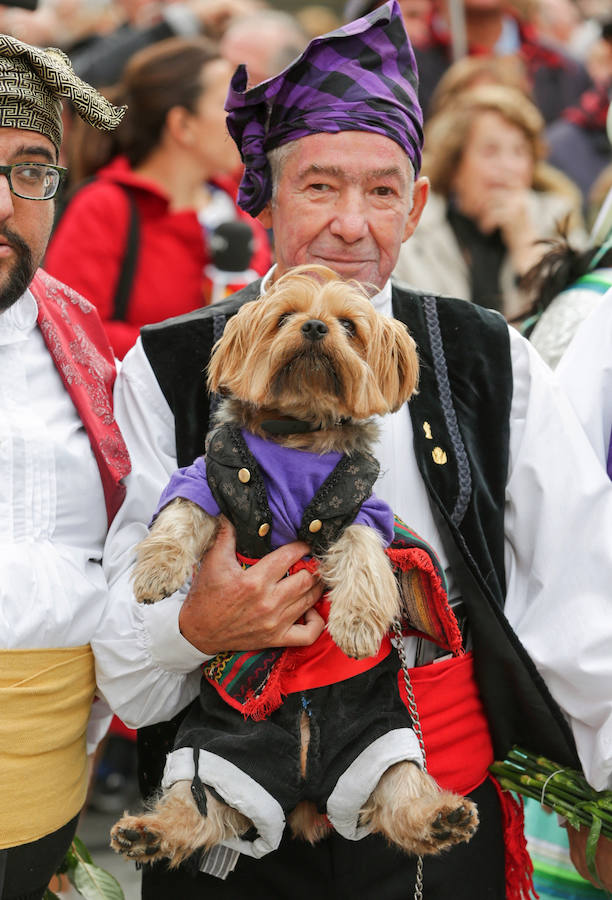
[402,176,429,242]
[257,202,273,230]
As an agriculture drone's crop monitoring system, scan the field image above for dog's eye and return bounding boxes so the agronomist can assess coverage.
[339,318,356,337]
[278,313,290,328]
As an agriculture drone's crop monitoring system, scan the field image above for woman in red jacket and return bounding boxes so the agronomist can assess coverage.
[45,36,271,359]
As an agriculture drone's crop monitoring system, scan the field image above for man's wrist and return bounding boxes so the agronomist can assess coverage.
[146,594,212,670]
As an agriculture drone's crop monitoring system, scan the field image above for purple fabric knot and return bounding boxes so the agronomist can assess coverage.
[225,0,423,217]
[225,65,275,217]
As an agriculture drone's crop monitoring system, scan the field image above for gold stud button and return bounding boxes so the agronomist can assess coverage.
[258,523,270,537]
[238,468,251,483]
[432,447,447,465]
[309,519,322,533]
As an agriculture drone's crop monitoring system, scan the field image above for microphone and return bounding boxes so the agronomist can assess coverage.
[206,220,258,304]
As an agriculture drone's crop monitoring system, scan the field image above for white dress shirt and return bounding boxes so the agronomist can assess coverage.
[0,289,112,750]
[95,280,612,790]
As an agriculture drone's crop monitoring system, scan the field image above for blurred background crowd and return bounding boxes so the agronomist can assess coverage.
[1,0,608,356]
[10,0,609,895]
[0,0,605,361]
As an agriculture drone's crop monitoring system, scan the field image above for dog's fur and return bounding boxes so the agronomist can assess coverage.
[111,265,478,867]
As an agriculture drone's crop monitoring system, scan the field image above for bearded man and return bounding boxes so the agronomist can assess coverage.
[0,36,130,900]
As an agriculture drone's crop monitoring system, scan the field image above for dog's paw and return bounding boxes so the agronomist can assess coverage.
[326,605,386,659]
[426,797,479,852]
[132,558,191,604]
[361,764,479,857]
[110,815,165,862]
[393,794,479,856]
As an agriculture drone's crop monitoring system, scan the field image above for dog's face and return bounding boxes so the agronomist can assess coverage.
[208,265,419,425]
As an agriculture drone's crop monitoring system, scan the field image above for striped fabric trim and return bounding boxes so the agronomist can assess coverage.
[388,516,463,656]
[568,272,612,295]
[200,844,240,879]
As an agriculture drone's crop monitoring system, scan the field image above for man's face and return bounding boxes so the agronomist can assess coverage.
[258,131,428,292]
[0,128,56,313]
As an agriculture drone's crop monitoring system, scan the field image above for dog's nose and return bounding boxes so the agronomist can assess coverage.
[301,319,328,342]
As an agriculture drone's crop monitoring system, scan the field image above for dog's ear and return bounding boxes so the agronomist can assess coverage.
[369,316,419,411]
[207,306,252,394]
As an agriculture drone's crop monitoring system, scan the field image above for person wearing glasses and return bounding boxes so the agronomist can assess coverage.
[0,36,131,900]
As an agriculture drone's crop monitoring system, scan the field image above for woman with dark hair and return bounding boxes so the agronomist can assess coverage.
[44,36,271,359]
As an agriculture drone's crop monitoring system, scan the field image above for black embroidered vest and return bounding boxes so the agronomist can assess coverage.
[136,280,578,798]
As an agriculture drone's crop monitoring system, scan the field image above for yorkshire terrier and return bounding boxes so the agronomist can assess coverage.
[111,265,478,869]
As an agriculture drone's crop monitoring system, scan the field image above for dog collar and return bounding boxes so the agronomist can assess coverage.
[260,418,321,435]
[260,417,353,435]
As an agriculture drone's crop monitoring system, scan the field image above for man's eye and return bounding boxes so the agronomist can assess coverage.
[339,318,356,336]
[309,183,330,192]
[17,166,45,183]
[373,186,394,196]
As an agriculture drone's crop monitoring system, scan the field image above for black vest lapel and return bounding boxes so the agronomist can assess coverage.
[392,285,510,607]
[141,280,262,467]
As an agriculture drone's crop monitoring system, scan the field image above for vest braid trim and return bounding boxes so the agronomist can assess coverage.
[422,295,472,527]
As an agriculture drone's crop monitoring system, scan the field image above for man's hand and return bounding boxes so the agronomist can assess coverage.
[475,186,544,277]
[567,822,612,891]
[178,517,325,655]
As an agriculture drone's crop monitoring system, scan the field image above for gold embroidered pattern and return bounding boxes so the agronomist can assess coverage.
[0,36,125,149]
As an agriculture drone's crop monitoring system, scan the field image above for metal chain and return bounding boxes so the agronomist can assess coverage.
[392,619,425,900]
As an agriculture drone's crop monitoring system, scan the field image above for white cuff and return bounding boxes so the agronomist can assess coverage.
[163,747,286,858]
[144,593,212,672]
[327,727,422,841]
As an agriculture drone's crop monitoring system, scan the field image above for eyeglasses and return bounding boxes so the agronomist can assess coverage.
[0,162,67,200]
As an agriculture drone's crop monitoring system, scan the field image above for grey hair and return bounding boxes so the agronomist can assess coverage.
[267,141,416,206]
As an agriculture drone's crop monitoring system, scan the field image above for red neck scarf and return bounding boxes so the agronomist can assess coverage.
[30,269,130,524]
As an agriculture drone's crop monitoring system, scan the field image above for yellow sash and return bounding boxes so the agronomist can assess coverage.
[0,645,95,849]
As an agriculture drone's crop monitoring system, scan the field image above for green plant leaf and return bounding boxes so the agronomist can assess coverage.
[43,891,61,900]
[586,816,603,889]
[71,859,125,900]
[71,835,95,864]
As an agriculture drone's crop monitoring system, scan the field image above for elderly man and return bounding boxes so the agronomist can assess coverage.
[0,37,130,900]
[95,3,612,897]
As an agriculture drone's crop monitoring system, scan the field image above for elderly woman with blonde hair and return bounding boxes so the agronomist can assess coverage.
[393,84,586,322]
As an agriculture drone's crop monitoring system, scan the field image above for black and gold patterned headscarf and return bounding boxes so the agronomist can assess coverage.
[0,34,125,151]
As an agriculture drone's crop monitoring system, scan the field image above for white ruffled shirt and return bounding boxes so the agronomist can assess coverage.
[96,279,612,790]
[0,289,113,751]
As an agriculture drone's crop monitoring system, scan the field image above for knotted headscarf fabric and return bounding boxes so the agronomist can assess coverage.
[225,0,423,217]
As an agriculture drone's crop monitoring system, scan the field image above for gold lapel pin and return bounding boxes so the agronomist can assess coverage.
[432,447,447,465]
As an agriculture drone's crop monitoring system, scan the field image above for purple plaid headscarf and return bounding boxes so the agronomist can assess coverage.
[225,0,423,217]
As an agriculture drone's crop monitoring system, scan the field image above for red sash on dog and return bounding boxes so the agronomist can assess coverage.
[203,518,454,719]
[30,270,130,524]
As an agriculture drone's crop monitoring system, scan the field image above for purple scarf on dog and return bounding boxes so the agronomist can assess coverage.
[224,0,423,216]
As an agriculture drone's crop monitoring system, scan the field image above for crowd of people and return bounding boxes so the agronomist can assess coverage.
[1,0,612,899]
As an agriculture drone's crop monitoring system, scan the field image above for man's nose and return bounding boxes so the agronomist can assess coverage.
[0,175,15,219]
[329,193,369,242]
